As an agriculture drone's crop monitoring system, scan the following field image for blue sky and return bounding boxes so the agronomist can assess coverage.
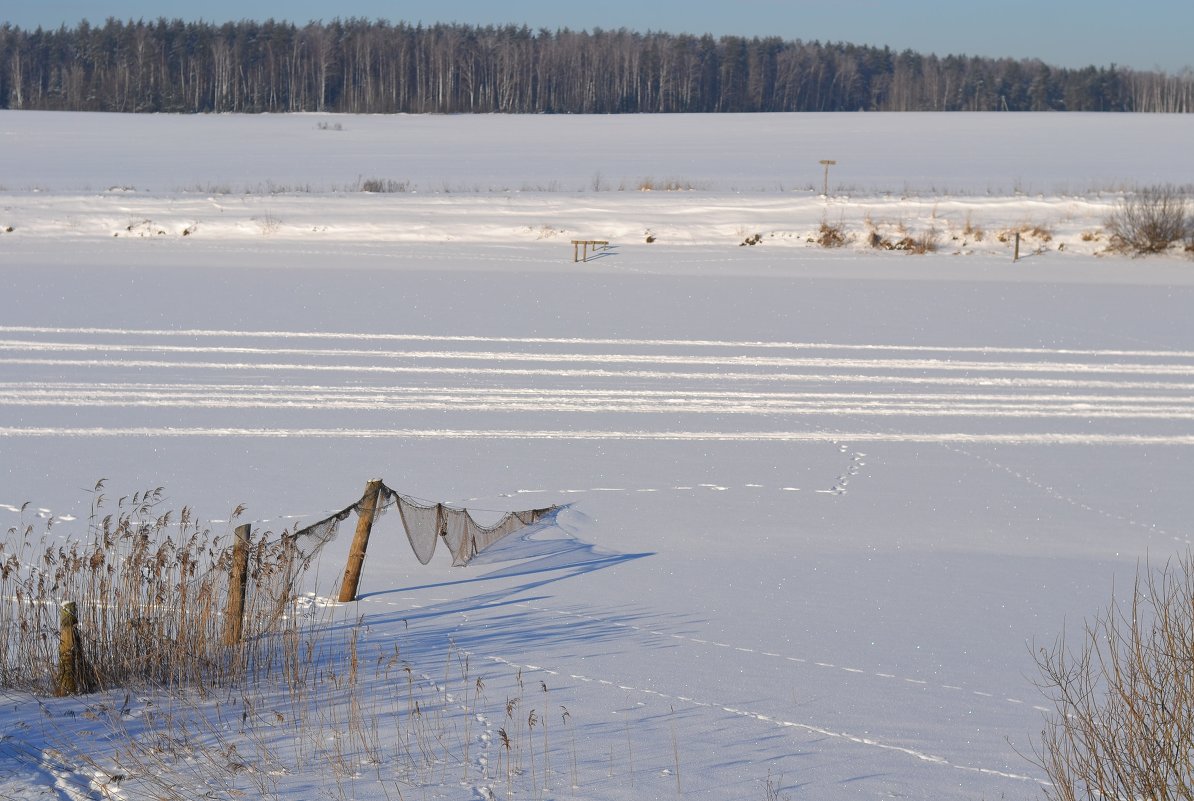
[7,0,1192,72]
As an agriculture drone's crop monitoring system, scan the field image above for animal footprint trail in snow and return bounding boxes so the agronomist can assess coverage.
[495,448,869,502]
[504,601,1043,716]
[946,443,1189,545]
[460,643,1044,788]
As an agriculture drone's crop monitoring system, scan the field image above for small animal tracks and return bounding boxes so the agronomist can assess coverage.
[506,600,1041,716]
[462,634,1042,786]
[493,445,869,501]
[815,444,866,495]
[945,443,1188,545]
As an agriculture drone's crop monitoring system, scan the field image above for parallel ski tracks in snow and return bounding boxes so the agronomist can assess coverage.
[4,325,1193,360]
[3,326,1193,444]
[3,382,1194,419]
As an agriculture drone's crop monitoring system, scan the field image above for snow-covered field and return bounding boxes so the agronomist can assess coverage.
[2,110,1193,800]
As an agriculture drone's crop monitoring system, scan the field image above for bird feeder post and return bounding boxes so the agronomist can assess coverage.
[819,159,837,197]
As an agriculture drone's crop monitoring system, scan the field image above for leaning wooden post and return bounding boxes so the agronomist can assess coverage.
[54,601,92,696]
[223,523,252,645]
[338,479,384,602]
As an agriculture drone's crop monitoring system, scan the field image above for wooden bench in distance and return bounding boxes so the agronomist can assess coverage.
[571,240,610,262]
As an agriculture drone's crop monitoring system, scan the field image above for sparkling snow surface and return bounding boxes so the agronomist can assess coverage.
[1,111,1193,800]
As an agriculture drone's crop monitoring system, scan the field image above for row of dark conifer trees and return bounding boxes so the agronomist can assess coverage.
[2,19,1191,114]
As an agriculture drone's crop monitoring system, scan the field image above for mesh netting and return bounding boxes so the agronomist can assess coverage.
[393,492,442,566]
[395,486,556,567]
[289,483,556,569]
[289,505,354,565]
[465,509,526,563]
[441,506,473,565]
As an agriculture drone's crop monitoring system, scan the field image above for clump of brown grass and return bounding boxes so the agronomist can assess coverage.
[638,177,699,191]
[868,226,938,254]
[815,221,847,248]
[1024,224,1053,242]
[997,224,1053,244]
[962,214,985,242]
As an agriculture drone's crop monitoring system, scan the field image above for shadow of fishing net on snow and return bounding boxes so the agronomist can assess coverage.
[278,481,651,615]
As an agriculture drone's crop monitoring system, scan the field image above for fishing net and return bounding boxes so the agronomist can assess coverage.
[289,482,556,569]
[290,506,354,564]
[393,487,556,567]
[392,491,442,565]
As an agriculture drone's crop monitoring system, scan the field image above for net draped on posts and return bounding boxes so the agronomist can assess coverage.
[288,481,556,569]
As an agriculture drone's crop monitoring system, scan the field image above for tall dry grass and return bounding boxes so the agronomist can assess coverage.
[1,481,308,695]
[4,484,585,799]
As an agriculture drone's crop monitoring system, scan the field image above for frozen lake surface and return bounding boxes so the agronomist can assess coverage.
[1,111,1192,801]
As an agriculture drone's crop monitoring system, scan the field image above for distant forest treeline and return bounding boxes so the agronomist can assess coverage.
[2,18,1192,114]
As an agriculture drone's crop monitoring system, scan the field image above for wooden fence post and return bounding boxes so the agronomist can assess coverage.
[54,601,93,696]
[338,479,384,602]
[1014,231,1021,262]
[224,523,252,645]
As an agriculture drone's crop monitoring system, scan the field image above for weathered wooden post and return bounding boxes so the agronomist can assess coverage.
[223,523,252,645]
[54,601,93,696]
[1014,231,1021,262]
[338,479,384,602]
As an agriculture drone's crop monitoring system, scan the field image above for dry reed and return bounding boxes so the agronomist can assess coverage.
[1,482,323,696]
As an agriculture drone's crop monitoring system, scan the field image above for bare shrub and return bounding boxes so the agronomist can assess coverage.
[739,232,762,246]
[1032,551,1194,801]
[1106,185,1189,254]
[816,221,847,248]
[255,210,282,235]
[359,177,410,193]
